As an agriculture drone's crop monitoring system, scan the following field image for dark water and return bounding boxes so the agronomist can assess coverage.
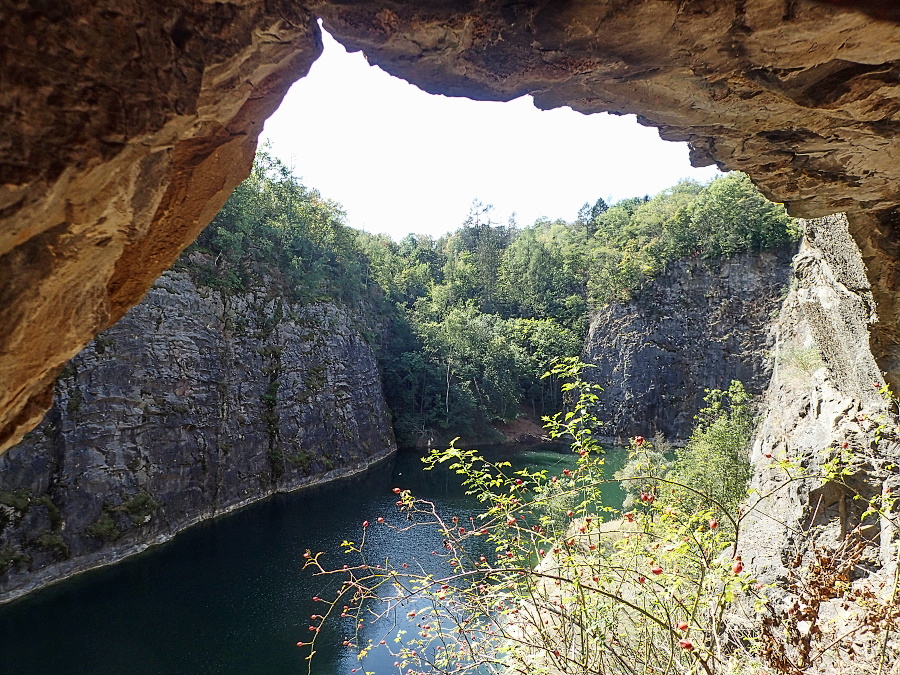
[0,445,625,675]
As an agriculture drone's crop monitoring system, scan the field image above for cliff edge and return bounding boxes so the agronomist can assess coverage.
[0,267,396,602]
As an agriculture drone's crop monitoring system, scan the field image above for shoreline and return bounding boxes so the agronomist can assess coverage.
[0,445,396,606]
[397,434,687,454]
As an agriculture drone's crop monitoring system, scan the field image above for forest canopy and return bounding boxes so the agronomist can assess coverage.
[186,150,799,447]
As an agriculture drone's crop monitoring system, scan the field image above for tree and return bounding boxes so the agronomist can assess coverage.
[590,196,609,221]
[192,149,365,303]
[201,153,799,450]
[688,172,798,257]
[666,381,755,513]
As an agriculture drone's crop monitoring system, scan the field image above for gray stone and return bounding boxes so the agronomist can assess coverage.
[740,214,900,673]
[583,246,795,439]
[0,268,396,603]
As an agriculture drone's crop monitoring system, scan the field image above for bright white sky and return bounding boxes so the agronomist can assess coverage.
[261,30,722,240]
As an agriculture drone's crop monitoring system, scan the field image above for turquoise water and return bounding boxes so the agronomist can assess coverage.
[0,445,625,674]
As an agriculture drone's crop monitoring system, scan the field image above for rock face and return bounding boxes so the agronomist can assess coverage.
[741,214,899,672]
[584,246,794,439]
[7,1,900,452]
[0,1,322,453]
[2,2,900,663]
[0,267,396,602]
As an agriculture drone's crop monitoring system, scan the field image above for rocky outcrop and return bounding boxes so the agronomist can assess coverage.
[0,266,396,602]
[584,246,794,439]
[741,214,899,673]
[0,2,322,453]
[7,2,900,452]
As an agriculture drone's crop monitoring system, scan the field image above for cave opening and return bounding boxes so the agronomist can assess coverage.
[8,1,899,459]
[1,3,899,671]
[260,28,723,241]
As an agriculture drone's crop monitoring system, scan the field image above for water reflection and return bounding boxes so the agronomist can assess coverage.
[0,444,623,674]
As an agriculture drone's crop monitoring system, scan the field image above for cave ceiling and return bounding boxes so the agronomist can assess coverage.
[2,0,900,451]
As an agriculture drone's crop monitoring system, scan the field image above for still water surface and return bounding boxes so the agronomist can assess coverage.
[0,445,625,674]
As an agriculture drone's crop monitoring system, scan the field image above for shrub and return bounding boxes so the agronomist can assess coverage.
[35,494,62,530]
[300,363,891,674]
[778,344,824,378]
[0,489,30,512]
[86,511,120,542]
[35,532,69,559]
[614,432,672,510]
[120,492,159,526]
[0,546,29,574]
[664,381,755,516]
[300,361,762,674]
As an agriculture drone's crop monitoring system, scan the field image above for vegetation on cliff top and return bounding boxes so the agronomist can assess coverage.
[186,149,799,446]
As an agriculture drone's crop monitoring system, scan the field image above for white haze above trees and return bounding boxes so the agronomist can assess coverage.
[261,29,722,240]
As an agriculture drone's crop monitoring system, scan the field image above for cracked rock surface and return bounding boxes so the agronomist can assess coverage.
[0,268,395,603]
[584,246,794,438]
[742,215,900,673]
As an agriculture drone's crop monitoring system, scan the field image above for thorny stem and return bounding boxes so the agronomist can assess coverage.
[877,547,900,675]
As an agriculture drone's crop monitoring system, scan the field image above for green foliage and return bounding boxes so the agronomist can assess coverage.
[191,149,797,449]
[614,433,672,510]
[286,449,313,473]
[778,344,824,377]
[616,383,755,523]
[585,173,799,305]
[384,305,582,446]
[356,204,588,445]
[497,221,586,327]
[666,381,755,516]
[302,362,775,675]
[305,364,893,675]
[66,389,83,415]
[0,546,29,574]
[0,489,30,512]
[35,495,62,530]
[86,511,121,542]
[447,201,515,313]
[268,449,285,481]
[120,492,159,526]
[34,532,69,560]
[188,147,365,304]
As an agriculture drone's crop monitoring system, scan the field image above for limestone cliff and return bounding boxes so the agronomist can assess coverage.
[584,246,794,439]
[741,214,899,673]
[0,266,396,602]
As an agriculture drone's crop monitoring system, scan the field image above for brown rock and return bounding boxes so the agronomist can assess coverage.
[813,0,900,21]
[0,1,322,451]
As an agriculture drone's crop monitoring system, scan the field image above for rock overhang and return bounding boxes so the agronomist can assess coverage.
[3,0,900,451]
